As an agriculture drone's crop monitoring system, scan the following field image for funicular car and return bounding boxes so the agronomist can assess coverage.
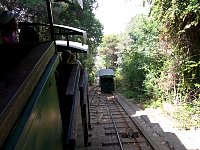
[99,68,115,93]
[0,0,90,149]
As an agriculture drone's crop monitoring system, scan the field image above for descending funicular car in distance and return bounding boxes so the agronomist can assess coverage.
[99,68,115,93]
[0,0,90,149]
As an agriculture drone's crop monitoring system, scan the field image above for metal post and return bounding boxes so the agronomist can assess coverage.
[45,0,55,42]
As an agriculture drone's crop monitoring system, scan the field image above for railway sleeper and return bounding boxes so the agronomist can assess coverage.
[93,103,110,106]
[94,120,133,124]
[105,128,140,138]
[111,114,130,119]
[107,111,126,115]
[102,137,150,147]
[105,129,145,139]
[104,125,139,132]
[101,115,129,120]
[123,145,154,150]
[109,108,124,111]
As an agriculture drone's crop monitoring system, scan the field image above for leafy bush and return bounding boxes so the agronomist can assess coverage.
[174,100,200,129]
[117,15,161,100]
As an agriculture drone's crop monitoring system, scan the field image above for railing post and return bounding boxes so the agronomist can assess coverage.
[45,0,56,48]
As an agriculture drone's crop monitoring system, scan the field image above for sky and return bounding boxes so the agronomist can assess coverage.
[94,0,151,35]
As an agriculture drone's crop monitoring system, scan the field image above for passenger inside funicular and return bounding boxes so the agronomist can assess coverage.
[19,26,39,43]
[0,10,39,45]
[69,53,83,69]
[62,50,72,64]
[56,50,72,76]
[56,50,83,77]
[0,10,19,44]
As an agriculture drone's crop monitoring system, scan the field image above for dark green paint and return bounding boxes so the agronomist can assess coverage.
[5,55,64,150]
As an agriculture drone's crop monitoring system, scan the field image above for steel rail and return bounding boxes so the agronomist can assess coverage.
[105,95,124,150]
[88,85,100,103]
[113,92,161,150]
[113,97,142,150]
[88,85,99,92]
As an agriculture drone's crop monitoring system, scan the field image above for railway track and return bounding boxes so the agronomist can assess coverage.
[104,93,154,150]
[87,86,172,150]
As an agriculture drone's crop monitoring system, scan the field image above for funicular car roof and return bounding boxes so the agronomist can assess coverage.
[18,22,88,53]
[99,69,115,77]
[55,40,88,53]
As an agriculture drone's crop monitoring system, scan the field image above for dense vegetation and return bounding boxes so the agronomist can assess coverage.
[98,1,200,129]
[1,0,199,129]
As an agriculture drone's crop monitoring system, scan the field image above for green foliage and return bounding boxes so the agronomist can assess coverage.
[98,34,120,68]
[5,0,199,129]
[113,8,200,129]
[115,68,123,87]
[20,0,41,6]
[151,0,200,91]
[96,1,200,129]
[144,99,163,109]
[123,90,135,99]
[174,100,200,129]
[117,15,161,100]
[147,0,200,128]
[122,52,147,92]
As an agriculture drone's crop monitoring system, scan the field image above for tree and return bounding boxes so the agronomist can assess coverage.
[98,34,120,69]
[117,15,161,98]
[151,0,200,103]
